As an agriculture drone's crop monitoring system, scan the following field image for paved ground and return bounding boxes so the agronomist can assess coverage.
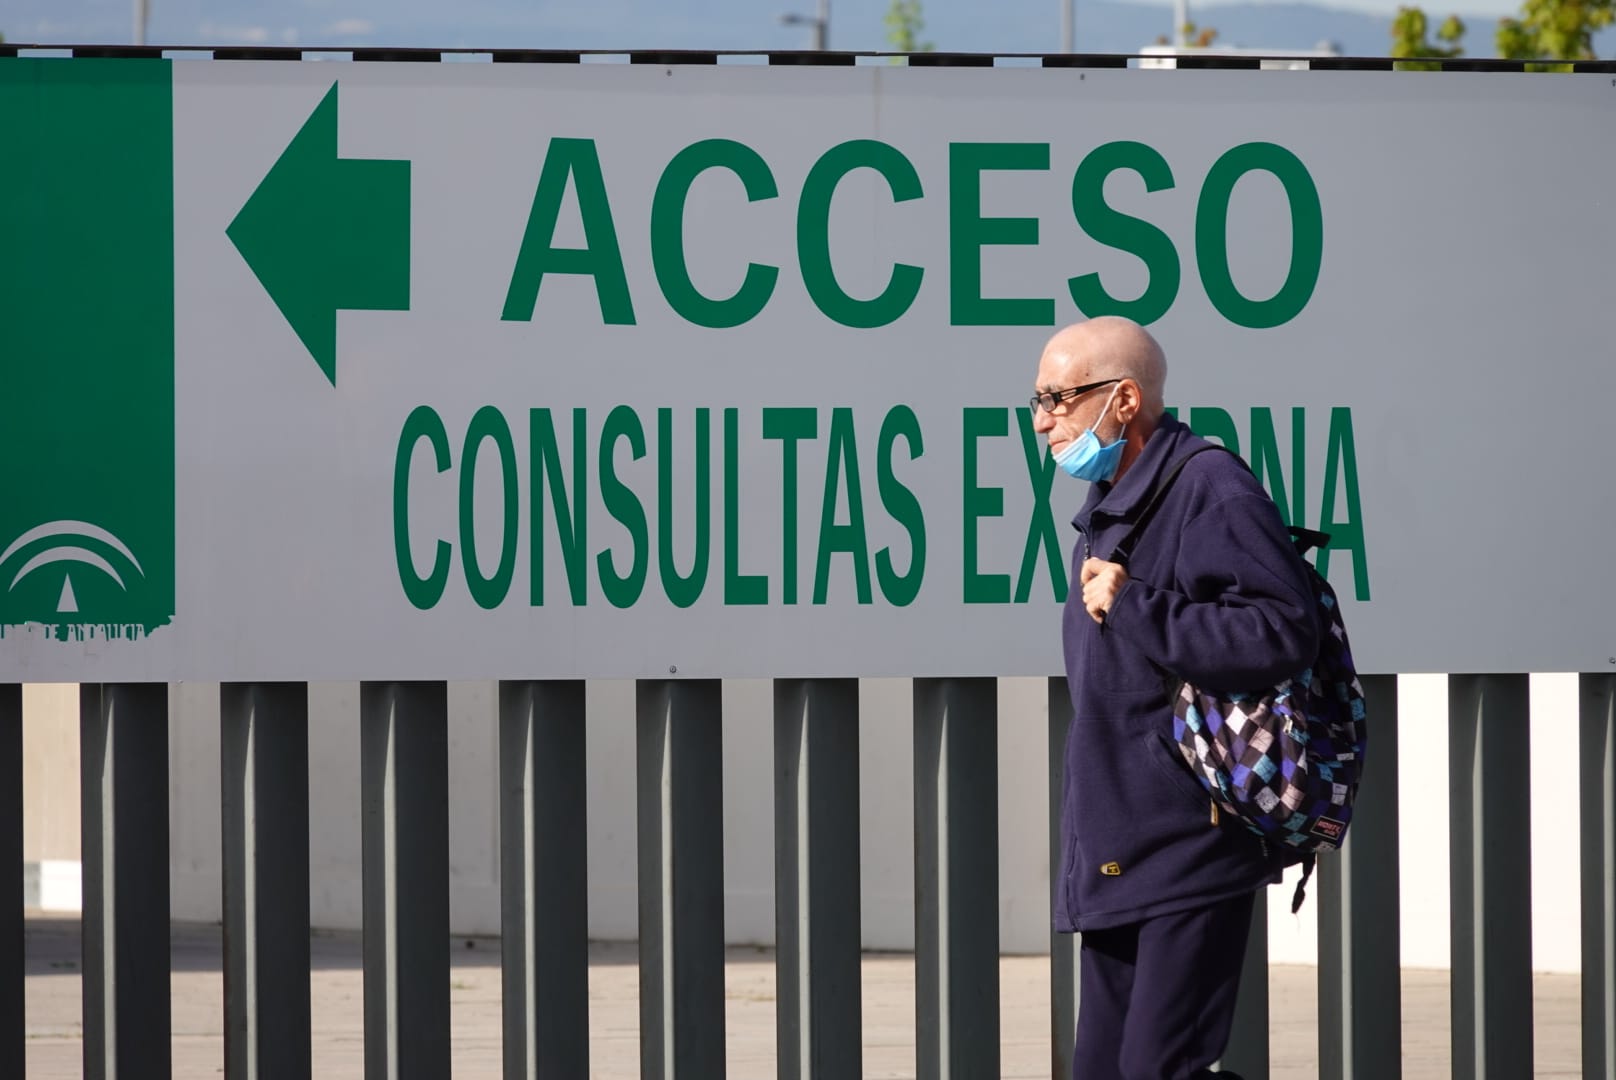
[22,913,1582,1078]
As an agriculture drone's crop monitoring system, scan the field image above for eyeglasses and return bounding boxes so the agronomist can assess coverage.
[1028,378,1120,414]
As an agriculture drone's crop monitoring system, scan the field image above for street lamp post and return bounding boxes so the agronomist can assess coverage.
[1061,0,1074,52]
[779,0,830,51]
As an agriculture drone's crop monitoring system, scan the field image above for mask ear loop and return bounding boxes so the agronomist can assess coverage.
[1089,382,1124,441]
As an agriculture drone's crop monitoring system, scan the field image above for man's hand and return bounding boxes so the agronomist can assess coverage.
[1079,558,1129,625]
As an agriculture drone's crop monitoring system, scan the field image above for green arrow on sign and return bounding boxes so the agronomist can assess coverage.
[227,82,410,386]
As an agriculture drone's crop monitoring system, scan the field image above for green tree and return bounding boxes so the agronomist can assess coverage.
[1390,6,1466,69]
[1153,22,1219,47]
[885,0,935,56]
[1496,0,1613,66]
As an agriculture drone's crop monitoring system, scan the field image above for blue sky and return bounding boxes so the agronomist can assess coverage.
[0,0,1589,56]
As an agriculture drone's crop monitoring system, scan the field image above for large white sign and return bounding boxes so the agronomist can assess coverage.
[2,58,1612,681]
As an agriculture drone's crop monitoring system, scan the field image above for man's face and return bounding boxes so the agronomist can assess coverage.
[1031,351,1117,458]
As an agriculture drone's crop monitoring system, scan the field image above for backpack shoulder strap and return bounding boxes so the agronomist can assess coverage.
[1108,444,1236,568]
[1288,526,1332,557]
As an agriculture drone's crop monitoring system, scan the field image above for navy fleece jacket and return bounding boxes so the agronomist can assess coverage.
[1054,413,1319,933]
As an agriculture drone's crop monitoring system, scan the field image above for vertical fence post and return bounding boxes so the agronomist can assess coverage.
[360,681,450,1080]
[80,682,171,1080]
[1048,676,1079,1080]
[499,680,589,1080]
[1221,891,1270,1080]
[774,678,862,1080]
[221,682,312,1080]
[1449,673,1533,1080]
[1583,672,1616,1080]
[914,677,999,1078]
[1318,671,1402,1080]
[1,684,20,1080]
[637,679,725,1080]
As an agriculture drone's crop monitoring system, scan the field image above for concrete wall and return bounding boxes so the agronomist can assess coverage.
[21,683,82,911]
[22,683,79,864]
[161,676,1053,955]
[23,673,1588,972]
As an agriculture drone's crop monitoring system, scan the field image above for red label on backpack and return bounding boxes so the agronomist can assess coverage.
[1310,817,1346,844]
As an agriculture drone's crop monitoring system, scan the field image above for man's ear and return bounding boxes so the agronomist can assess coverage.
[1117,378,1143,424]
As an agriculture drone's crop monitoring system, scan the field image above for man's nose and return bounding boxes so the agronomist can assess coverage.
[1032,407,1053,432]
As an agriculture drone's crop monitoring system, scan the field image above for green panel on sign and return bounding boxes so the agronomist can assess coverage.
[0,58,176,640]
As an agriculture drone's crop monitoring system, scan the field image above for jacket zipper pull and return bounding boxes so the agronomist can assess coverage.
[1210,800,1220,827]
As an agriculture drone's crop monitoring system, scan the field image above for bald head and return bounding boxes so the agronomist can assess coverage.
[1038,317,1168,419]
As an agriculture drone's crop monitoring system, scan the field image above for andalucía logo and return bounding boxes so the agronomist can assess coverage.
[1,57,176,642]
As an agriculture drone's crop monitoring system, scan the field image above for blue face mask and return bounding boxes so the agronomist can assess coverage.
[1052,384,1126,482]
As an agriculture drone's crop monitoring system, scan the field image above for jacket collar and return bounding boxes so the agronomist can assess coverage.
[1071,412,1194,535]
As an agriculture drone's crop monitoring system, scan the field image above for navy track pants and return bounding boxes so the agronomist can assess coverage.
[1071,889,1255,1080]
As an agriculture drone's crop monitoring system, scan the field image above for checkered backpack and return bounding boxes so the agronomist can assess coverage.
[1113,445,1368,914]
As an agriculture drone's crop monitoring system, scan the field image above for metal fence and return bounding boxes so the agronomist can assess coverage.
[5,672,1616,1078]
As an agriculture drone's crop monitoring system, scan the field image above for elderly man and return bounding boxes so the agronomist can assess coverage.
[1034,317,1319,1079]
